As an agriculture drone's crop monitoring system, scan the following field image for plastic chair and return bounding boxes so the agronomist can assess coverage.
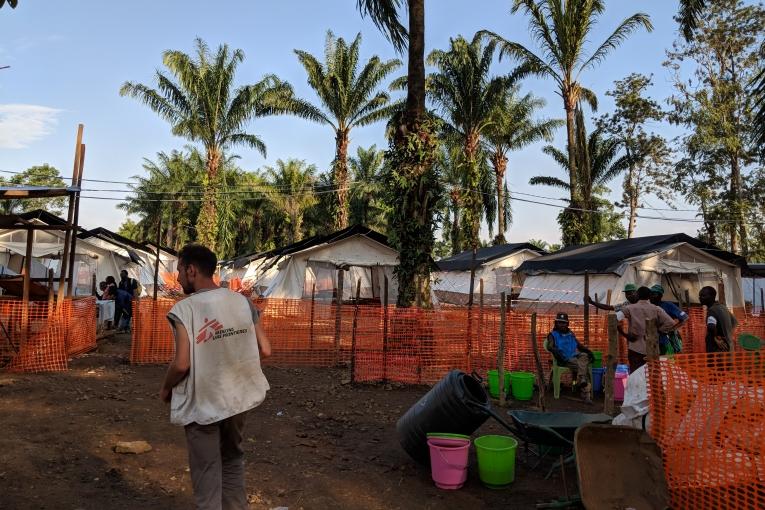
[544,337,593,400]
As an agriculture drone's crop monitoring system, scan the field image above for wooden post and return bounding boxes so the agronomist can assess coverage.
[67,142,86,295]
[21,227,33,339]
[684,289,691,310]
[530,312,546,411]
[604,312,618,415]
[334,268,344,366]
[350,279,361,383]
[309,283,316,349]
[152,219,162,300]
[584,272,590,345]
[57,125,84,307]
[498,292,507,407]
[382,275,389,381]
[91,273,97,296]
[718,282,726,305]
[478,278,484,361]
[760,288,764,315]
[594,293,599,315]
[47,268,55,317]
[606,289,613,308]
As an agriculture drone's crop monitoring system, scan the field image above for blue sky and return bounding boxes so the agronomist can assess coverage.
[0,0,700,244]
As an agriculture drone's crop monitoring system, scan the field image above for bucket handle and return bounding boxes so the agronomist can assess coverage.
[470,370,483,384]
[433,444,468,470]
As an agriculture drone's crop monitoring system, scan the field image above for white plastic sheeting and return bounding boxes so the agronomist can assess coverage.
[433,249,540,295]
[517,243,744,312]
[743,277,764,314]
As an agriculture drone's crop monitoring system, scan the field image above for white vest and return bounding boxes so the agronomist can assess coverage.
[168,288,269,426]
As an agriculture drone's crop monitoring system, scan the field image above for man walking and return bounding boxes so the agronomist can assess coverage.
[160,244,271,510]
[699,286,737,353]
[622,286,676,372]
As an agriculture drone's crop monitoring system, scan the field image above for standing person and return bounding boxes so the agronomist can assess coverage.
[546,312,595,403]
[699,286,737,353]
[105,276,122,328]
[622,286,676,372]
[649,284,689,354]
[119,269,140,297]
[159,244,271,510]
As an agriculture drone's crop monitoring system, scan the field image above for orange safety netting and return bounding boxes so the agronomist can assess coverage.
[647,352,765,509]
[0,297,96,373]
[130,297,177,364]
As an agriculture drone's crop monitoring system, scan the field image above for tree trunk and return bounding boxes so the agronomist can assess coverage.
[450,192,461,255]
[334,128,350,230]
[564,94,579,207]
[196,147,221,252]
[626,165,638,238]
[492,150,508,244]
[730,155,744,255]
[406,0,426,122]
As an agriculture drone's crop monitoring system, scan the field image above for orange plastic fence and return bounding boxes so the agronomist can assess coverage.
[130,297,177,364]
[647,352,765,509]
[0,297,96,373]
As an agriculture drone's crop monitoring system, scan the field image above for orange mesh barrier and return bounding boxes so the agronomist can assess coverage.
[130,297,177,364]
[0,297,95,373]
[647,352,765,509]
[63,297,97,356]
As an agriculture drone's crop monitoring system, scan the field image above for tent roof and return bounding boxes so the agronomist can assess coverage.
[436,243,544,271]
[745,263,765,277]
[516,233,746,275]
[224,225,391,269]
[17,209,73,227]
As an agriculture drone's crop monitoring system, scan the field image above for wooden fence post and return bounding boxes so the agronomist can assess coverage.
[152,219,162,300]
[309,283,316,349]
[584,271,590,345]
[350,279,361,383]
[382,275,389,382]
[47,269,55,319]
[478,278,484,363]
[334,269,344,366]
[684,289,691,311]
[531,312,546,411]
[760,288,764,314]
[604,312,618,415]
[498,292,507,407]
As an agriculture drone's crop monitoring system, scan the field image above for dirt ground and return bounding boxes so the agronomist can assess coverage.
[0,334,599,509]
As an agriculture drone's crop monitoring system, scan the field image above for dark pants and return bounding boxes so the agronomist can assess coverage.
[628,349,646,373]
[185,411,249,510]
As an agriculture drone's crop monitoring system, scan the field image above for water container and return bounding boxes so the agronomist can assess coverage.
[614,371,628,401]
[592,367,606,394]
[616,364,630,374]
[397,370,490,465]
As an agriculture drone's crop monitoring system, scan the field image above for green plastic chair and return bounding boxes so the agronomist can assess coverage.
[739,333,762,351]
[544,337,594,400]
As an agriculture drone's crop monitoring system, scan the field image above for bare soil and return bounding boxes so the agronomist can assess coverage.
[0,334,597,509]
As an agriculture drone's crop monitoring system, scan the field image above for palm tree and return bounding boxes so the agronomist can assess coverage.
[263,159,318,244]
[678,0,707,40]
[357,0,440,308]
[281,31,399,230]
[349,145,387,230]
[438,144,465,255]
[120,38,293,252]
[484,88,562,243]
[530,109,629,243]
[482,0,652,243]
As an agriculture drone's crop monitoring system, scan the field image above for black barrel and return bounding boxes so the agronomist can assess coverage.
[396,370,490,464]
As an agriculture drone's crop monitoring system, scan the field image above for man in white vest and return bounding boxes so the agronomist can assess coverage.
[159,244,271,510]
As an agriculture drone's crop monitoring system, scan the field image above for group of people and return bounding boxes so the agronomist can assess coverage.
[97,270,141,333]
[547,283,737,402]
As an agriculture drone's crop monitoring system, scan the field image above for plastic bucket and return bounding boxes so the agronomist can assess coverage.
[591,351,603,368]
[616,364,629,374]
[509,372,534,401]
[592,367,606,394]
[427,438,470,490]
[474,435,518,488]
[487,370,511,398]
[427,433,471,447]
[614,371,628,401]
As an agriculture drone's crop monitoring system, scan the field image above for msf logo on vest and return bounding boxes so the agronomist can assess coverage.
[196,318,224,344]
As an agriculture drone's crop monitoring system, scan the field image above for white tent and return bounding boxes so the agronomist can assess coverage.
[743,264,765,314]
[433,243,544,305]
[224,226,401,302]
[515,234,746,313]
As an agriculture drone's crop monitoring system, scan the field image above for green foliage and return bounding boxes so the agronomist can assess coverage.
[120,38,294,252]
[383,116,441,307]
[349,145,389,231]
[117,219,142,242]
[263,159,318,244]
[280,31,400,229]
[0,164,67,215]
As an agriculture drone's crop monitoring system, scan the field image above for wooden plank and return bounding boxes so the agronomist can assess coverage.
[604,312,618,416]
[309,283,316,349]
[382,275,389,381]
[67,142,86,295]
[584,271,590,344]
[334,268,344,366]
[152,218,161,300]
[350,279,361,384]
[57,124,83,307]
[531,311,546,411]
[498,292,506,407]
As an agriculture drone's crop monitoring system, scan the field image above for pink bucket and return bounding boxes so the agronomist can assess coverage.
[427,438,470,490]
[614,371,628,401]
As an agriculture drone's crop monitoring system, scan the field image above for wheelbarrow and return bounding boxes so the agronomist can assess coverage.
[575,424,669,509]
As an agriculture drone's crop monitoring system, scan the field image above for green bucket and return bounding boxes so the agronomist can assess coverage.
[474,435,518,488]
[487,370,511,398]
[509,371,534,401]
[592,351,603,368]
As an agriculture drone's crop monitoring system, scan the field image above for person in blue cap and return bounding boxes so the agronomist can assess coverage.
[649,284,688,354]
[547,312,594,402]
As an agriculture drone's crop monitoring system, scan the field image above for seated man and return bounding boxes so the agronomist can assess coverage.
[547,312,594,402]
[649,284,689,354]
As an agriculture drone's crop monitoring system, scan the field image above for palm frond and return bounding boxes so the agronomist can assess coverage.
[678,0,707,41]
[356,0,408,53]
[529,175,570,190]
[580,13,653,73]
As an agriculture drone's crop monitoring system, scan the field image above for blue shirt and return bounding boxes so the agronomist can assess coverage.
[658,301,688,344]
[551,330,578,361]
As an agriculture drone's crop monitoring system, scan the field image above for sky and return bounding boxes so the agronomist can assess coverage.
[0,0,704,245]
